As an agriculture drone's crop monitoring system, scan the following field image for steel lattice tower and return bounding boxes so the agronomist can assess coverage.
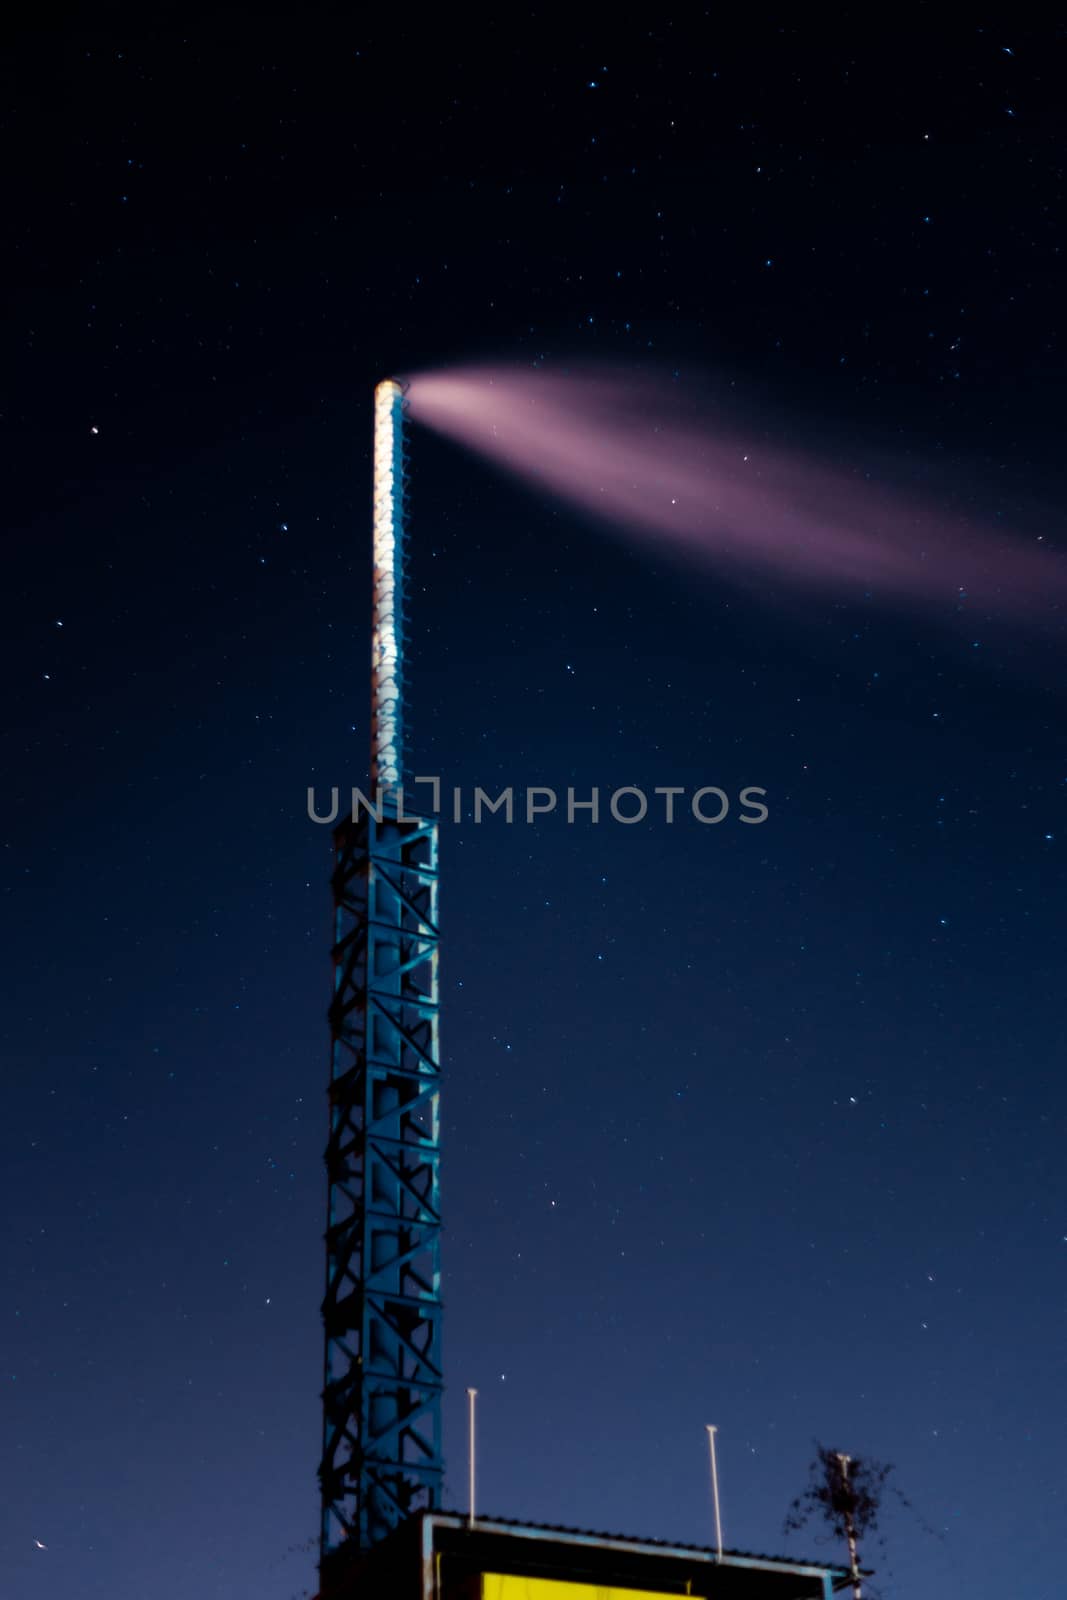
[319,381,443,1571]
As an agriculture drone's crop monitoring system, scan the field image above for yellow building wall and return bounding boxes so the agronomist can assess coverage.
[481,1576,683,1600]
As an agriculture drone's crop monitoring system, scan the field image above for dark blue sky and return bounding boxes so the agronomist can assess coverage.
[2,17,1065,1599]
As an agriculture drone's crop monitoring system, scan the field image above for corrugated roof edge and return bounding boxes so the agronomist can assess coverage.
[431,1509,855,1578]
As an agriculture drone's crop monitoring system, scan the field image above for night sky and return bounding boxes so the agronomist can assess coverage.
[4,17,1066,1600]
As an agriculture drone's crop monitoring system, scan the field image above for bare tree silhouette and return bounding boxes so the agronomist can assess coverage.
[785,1442,894,1598]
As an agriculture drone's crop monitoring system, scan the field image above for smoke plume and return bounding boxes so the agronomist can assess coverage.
[404,364,1063,622]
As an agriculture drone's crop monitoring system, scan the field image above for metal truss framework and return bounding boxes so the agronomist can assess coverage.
[320,805,442,1557]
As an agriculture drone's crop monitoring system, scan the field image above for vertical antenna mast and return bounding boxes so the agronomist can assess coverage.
[371,379,406,790]
[836,1453,863,1600]
[706,1425,724,1563]
[467,1387,478,1529]
[319,381,443,1583]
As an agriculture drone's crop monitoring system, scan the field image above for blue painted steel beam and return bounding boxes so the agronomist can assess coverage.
[320,806,443,1556]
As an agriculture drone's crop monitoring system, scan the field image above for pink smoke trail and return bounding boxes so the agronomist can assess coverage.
[404,364,1064,621]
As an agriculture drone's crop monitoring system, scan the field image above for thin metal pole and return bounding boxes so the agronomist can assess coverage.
[467,1388,478,1529]
[836,1453,862,1600]
[706,1425,723,1562]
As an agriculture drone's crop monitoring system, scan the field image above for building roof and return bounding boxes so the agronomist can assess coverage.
[435,1508,850,1576]
[316,1508,857,1598]
[422,1510,857,1587]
